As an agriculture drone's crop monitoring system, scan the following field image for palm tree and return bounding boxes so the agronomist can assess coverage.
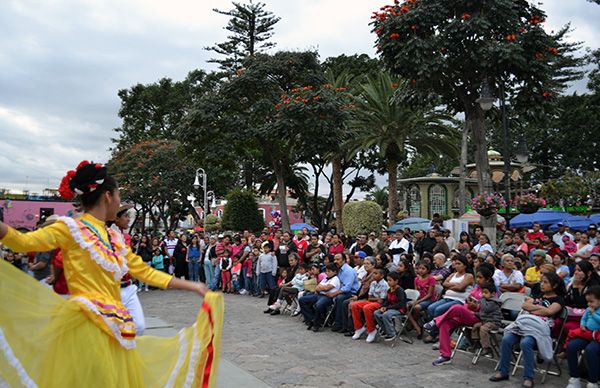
[349,72,459,225]
[365,185,389,211]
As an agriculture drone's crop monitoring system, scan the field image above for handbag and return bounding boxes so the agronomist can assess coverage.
[303,278,317,293]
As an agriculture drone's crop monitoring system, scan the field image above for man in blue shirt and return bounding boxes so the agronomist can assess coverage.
[330,253,360,332]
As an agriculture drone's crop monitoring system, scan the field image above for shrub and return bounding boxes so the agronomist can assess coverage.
[221,189,264,232]
[342,201,383,236]
[204,214,221,232]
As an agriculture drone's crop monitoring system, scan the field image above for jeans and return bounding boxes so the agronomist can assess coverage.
[333,292,352,328]
[374,309,403,337]
[299,293,334,326]
[567,338,600,383]
[188,259,200,282]
[204,261,214,288]
[426,298,463,320]
[498,333,536,379]
[210,265,221,290]
[241,267,252,293]
[342,299,354,331]
[258,273,276,292]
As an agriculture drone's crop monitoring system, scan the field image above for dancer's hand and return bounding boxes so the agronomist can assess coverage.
[197,283,209,296]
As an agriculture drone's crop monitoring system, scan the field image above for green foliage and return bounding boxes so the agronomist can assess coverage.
[398,154,457,179]
[589,49,600,92]
[206,1,280,71]
[205,214,221,232]
[372,0,583,115]
[221,189,265,231]
[365,186,388,211]
[107,139,195,230]
[342,201,384,236]
[541,170,600,207]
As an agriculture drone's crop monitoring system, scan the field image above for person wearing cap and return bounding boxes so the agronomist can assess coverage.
[353,251,368,280]
[553,222,574,250]
[588,224,598,246]
[367,232,379,253]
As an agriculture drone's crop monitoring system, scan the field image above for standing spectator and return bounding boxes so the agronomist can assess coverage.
[553,223,574,250]
[367,232,379,253]
[219,248,232,293]
[293,230,309,262]
[276,231,297,268]
[173,234,189,280]
[433,231,450,257]
[204,236,218,290]
[257,241,278,297]
[187,235,202,282]
[443,229,456,254]
[350,234,374,257]
[305,234,325,264]
[389,230,410,265]
[421,230,437,256]
[162,230,179,274]
[377,231,390,255]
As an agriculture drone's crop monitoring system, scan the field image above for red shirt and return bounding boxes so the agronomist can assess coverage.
[294,239,309,261]
[526,231,545,250]
[328,243,344,256]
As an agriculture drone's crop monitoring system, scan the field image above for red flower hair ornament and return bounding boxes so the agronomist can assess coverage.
[58,160,107,199]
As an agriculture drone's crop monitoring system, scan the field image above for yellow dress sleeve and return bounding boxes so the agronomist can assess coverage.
[1,223,71,253]
[125,246,173,289]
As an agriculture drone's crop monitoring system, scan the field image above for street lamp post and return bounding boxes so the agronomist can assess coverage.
[193,168,207,231]
[499,82,511,221]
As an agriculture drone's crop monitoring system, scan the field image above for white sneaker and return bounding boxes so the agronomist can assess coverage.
[270,302,281,310]
[366,330,378,343]
[586,383,598,388]
[352,326,367,340]
[239,289,247,295]
[566,378,582,388]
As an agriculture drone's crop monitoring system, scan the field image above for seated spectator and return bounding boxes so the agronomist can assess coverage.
[299,264,340,332]
[562,261,600,346]
[470,282,503,358]
[573,233,593,262]
[328,254,360,333]
[496,232,516,258]
[455,231,473,256]
[342,257,376,336]
[351,268,389,343]
[267,263,309,315]
[553,251,571,283]
[424,264,495,363]
[433,231,450,258]
[374,272,408,341]
[407,261,436,339]
[563,235,578,256]
[424,256,474,342]
[493,254,525,293]
[490,273,566,388]
[565,285,600,388]
[591,253,600,277]
[353,251,368,280]
[525,250,546,298]
[473,234,494,255]
[396,258,415,291]
[431,253,451,283]
[513,233,529,256]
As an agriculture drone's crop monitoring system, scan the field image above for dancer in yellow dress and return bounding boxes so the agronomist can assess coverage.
[0,161,223,387]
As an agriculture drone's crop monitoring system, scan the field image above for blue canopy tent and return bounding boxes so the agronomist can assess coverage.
[388,217,432,232]
[548,215,598,232]
[290,223,317,232]
[509,209,574,229]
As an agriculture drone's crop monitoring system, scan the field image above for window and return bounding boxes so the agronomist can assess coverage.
[429,185,447,218]
[259,208,266,220]
[408,186,421,217]
[217,209,223,218]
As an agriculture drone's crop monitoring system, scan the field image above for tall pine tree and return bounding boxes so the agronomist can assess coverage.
[206,1,280,72]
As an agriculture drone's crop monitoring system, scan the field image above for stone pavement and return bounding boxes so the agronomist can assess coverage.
[140,290,568,388]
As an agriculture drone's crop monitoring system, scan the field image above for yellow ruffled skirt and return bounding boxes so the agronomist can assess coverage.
[0,260,223,387]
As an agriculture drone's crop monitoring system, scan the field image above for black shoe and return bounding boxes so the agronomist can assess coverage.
[306,323,313,330]
[312,326,321,332]
[489,374,509,382]
[263,308,272,313]
[331,326,342,332]
[270,310,281,316]
[258,294,266,298]
[344,331,355,337]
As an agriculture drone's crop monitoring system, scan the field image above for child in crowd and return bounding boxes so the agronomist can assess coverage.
[470,282,503,357]
[251,247,261,296]
[242,252,253,296]
[256,241,277,297]
[219,248,232,293]
[373,272,407,341]
[231,257,242,293]
[151,247,165,272]
[351,268,389,343]
[267,264,309,315]
[566,285,600,346]
[396,259,415,291]
[407,261,436,339]
[277,268,288,287]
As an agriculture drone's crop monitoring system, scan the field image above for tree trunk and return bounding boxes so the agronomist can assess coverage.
[272,160,291,231]
[466,107,496,246]
[387,159,399,226]
[310,164,323,229]
[458,123,470,216]
[243,160,254,189]
[331,156,344,233]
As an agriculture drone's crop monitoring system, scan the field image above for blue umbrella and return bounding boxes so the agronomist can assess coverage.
[290,223,316,232]
[509,209,574,228]
[548,215,596,232]
[388,217,432,232]
[590,214,600,224]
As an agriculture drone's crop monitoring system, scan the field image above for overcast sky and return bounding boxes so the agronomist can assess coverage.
[1,0,599,196]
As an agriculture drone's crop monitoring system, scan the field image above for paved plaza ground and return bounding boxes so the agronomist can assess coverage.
[140,290,568,388]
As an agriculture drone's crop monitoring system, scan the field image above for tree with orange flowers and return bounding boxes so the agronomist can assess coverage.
[372,0,582,235]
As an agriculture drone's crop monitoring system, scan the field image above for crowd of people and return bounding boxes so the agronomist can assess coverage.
[4,219,600,387]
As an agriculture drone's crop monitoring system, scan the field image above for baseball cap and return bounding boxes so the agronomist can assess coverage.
[217,234,224,239]
[355,251,367,258]
[589,224,597,230]
[557,222,564,227]
[533,249,547,257]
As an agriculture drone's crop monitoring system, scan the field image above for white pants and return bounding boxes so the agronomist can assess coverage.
[120,284,146,335]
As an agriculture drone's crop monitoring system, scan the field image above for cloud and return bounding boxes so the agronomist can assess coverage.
[1,0,599,195]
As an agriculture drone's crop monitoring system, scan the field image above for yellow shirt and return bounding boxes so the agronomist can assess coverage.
[525,266,542,283]
[1,213,172,347]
